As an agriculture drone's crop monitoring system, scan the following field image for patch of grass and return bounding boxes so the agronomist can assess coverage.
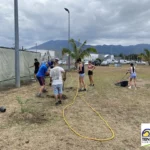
[16,97,33,113]
[14,97,49,124]
[1,65,150,150]
[145,84,150,88]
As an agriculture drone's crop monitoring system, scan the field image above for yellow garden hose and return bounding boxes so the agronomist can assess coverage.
[62,72,115,141]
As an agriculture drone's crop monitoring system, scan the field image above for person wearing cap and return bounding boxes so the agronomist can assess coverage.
[36,62,50,97]
[50,58,66,105]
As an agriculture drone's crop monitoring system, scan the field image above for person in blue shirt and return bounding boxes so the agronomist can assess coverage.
[36,63,50,97]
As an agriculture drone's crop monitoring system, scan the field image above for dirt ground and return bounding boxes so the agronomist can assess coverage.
[0,65,150,150]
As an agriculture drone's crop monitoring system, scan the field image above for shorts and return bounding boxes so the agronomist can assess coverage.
[88,70,93,76]
[130,73,136,79]
[34,69,39,74]
[37,77,45,86]
[79,73,85,77]
[52,84,63,95]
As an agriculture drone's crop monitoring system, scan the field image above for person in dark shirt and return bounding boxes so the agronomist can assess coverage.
[51,61,54,68]
[48,60,54,69]
[77,58,86,92]
[30,58,40,80]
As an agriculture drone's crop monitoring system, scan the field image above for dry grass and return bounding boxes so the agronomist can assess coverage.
[0,65,150,150]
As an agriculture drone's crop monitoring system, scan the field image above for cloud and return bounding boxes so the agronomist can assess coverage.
[1,0,150,48]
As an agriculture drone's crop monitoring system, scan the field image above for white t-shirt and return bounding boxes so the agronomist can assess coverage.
[130,66,136,74]
[50,66,65,85]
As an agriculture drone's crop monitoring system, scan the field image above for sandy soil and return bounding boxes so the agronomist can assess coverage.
[0,65,150,150]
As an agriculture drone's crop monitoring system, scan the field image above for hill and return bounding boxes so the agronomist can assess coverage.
[30,40,150,55]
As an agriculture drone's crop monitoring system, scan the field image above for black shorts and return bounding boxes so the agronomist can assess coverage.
[37,77,45,86]
[34,69,39,74]
[88,70,93,76]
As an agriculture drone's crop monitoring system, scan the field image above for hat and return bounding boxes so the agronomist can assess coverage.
[48,61,51,66]
[55,58,59,61]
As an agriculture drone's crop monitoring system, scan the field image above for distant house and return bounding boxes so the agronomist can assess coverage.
[101,54,120,64]
[28,49,55,61]
[84,54,100,61]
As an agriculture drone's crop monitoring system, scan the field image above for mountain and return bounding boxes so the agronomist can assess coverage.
[93,44,150,55]
[30,40,150,55]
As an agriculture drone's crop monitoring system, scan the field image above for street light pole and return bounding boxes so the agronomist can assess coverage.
[36,43,37,53]
[14,0,20,87]
[64,8,70,70]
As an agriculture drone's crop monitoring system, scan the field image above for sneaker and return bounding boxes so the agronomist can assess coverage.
[89,84,94,86]
[36,93,42,97]
[128,86,131,89]
[43,89,48,93]
[78,89,83,92]
[55,100,62,106]
[83,88,86,91]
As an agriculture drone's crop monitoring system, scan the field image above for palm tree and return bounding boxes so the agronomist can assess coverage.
[137,53,143,62]
[139,49,150,65]
[62,39,97,68]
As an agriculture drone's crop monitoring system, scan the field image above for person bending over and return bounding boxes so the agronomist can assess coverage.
[36,62,50,97]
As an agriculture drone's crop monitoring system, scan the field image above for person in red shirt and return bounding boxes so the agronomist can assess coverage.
[87,61,95,86]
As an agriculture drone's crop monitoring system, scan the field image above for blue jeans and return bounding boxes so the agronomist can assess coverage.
[79,73,85,77]
[130,73,136,79]
[52,84,63,95]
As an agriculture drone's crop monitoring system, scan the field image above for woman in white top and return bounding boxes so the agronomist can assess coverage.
[127,63,137,89]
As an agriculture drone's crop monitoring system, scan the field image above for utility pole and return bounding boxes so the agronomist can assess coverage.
[36,43,37,53]
[64,8,70,70]
[14,0,20,87]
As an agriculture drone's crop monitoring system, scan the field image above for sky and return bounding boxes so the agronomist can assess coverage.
[1,0,150,48]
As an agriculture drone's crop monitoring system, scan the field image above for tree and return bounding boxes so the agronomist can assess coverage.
[118,53,124,59]
[62,39,97,68]
[139,49,150,65]
[137,53,143,61]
